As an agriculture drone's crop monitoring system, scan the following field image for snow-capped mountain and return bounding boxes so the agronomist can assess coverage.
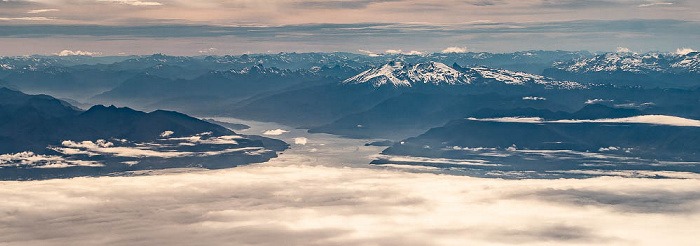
[553,52,699,74]
[344,61,470,87]
[344,61,585,89]
[467,66,584,89]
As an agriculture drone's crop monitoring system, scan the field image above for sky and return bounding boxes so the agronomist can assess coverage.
[0,0,698,55]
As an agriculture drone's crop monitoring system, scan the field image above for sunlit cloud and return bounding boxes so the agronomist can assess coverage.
[294,137,308,145]
[467,115,700,127]
[383,49,424,55]
[263,129,289,136]
[198,47,218,54]
[0,17,53,21]
[359,49,380,57]
[0,164,699,245]
[615,46,633,53]
[27,9,59,14]
[639,2,674,7]
[441,46,468,53]
[98,0,163,6]
[676,47,697,55]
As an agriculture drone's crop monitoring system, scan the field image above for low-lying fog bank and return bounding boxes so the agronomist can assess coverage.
[1,118,698,245]
[2,164,699,245]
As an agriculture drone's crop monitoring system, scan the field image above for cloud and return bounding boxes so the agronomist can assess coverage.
[160,132,244,145]
[0,19,697,55]
[263,129,289,136]
[198,47,218,54]
[98,0,162,6]
[463,0,503,6]
[405,50,424,55]
[376,154,501,167]
[467,115,700,127]
[52,134,254,159]
[55,50,101,56]
[0,164,698,245]
[0,0,34,6]
[519,188,700,213]
[615,46,632,53]
[383,49,424,55]
[58,139,190,158]
[0,19,694,40]
[676,47,697,55]
[441,46,468,53]
[26,9,59,14]
[585,98,613,104]
[522,96,546,100]
[358,49,380,57]
[639,2,674,7]
[540,0,622,9]
[294,137,308,145]
[294,0,401,9]
[0,17,52,21]
[0,151,103,168]
[160,131,174,138]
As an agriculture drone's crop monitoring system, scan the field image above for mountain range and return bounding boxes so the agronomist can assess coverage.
[0,88,287,180]
[375,104,700,173]
[1,50,698,178]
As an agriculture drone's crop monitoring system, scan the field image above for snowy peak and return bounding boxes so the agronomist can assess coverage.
[345,61,585,89]
[470,67,547,85]
[343,61,470,87]
[469,67,585,89]
[554,52,700,74]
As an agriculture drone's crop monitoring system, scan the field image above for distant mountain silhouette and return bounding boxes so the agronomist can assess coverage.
[376,104,700,172]
[0,88,287,180]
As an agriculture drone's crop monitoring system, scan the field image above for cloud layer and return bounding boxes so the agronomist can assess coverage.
[0,0,697,55]
[1,164,699,245]
[467,115,700,127]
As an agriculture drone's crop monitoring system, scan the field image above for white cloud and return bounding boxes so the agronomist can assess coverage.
[58,140,189,158]
[263,129,289,136]
[56,50,101,56]
[0,151,103,168]
[52,135,252,159]
[294,137,308,145]
[639,2,674,7]
[0,164,699,245]
[166,133,242,145]
[160,131,174,138]
[468,115,700,127]
[615,47,633,53]
[376,154,501,167]
[381,49,424,55]
[676,48,697,55]
[585,99,613,104]
[442,46,468,53]
[522,96,546,101]
[358,49,380,57]
[598,146,620,152]
[27,9,59,14]
[198,48,218,54]
[98,0,163,6]
[0,17,53,21]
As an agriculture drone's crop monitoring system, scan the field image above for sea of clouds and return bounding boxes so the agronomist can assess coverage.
[2,161,700,245]
[2,118,699,245]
